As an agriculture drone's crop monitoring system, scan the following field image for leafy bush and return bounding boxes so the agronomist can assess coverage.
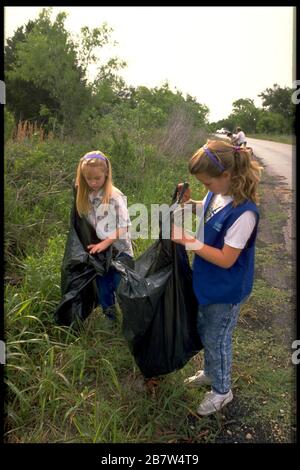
[256,111,288,134]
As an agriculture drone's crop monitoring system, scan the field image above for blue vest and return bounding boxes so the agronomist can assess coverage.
[192,191,260,305]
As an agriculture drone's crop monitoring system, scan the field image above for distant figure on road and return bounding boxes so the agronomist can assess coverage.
[232,127,247,147]
[226,131,235,144]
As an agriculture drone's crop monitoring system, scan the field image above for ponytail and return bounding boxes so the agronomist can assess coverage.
[230,146,262,206]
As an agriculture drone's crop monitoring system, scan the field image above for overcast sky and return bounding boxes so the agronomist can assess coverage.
[4,6,295,122]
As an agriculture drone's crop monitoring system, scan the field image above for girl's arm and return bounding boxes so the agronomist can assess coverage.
[87,227,128,254]
[193,243,241,269]
[171,225,241,269]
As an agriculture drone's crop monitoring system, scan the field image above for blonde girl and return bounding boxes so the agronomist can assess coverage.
[75,150,133,321]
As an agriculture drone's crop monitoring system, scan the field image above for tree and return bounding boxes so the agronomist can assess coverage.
[75,23,116,80]
[258,83,295,133]
[124,82,209,129]
[259,83,294,118]
[5,22,35,72]
[210,84,296,135]
[256,110,287,134]
[5,8,123,136]
[7,9,89,134]
[212,116,238,133]
[230,98,260,133]
[5,19,60,125]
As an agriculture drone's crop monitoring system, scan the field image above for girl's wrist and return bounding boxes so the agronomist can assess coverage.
[102,238,113,249]
[183,234,204,252]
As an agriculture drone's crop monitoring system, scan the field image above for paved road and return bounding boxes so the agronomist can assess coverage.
[245,137,295,189]
[214,134,295,189]
[245,137,295,256]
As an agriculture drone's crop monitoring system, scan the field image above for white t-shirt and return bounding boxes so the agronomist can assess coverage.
[202,193,257,249]
[235,131,246,145]
[86,188,133,257]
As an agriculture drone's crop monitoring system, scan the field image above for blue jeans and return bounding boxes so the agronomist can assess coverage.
[96,253,132,310]
[197,297,248,394]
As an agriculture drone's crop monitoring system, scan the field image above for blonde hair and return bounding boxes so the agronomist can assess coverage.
[189,140,263,206]
[75,150,118,217]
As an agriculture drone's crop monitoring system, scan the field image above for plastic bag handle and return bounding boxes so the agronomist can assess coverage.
[173,181,189,204]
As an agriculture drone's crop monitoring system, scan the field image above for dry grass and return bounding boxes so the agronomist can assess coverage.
[156,108,207,159]
[14,120,53,142]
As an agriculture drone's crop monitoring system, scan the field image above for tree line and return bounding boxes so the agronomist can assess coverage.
[5,8,295,140]
[210,88,295,135]
[4,8,209,141]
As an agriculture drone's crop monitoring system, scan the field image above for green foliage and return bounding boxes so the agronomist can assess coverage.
[4,8,126,136]
[5,13,60,126]
[4,129,293,444]
[213,85,295,135]
[75,23,117,77]
[4,129,207,443]
[258,83,295,120]
[213,98,260,134]
[4,139,80,267]
[230,98,260,133]
[246,134,295,145]
[4,128,206,280]
[258,84,295,134]
[7,9,88,134]
[22,235,66,301]
[4,6,294,445]
[256,110,288,134]
[5,8,211,140]
[5,109,15,143]
[132,83,209,129]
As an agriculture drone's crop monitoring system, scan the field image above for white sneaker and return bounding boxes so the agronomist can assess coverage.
[184,370,212,387]
[197,389,233,416]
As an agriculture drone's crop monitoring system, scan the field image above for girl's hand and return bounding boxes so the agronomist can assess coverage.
[171,223,187,246]
[177,183,191,203]
[87,241,107,254]
[171,224,203,251]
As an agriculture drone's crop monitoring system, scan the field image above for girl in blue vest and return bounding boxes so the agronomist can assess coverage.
[172,139,262,416]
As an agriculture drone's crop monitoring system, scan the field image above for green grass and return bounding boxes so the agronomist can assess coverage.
[4,133,295,443]
[247,134,295,145]
[5,291,294,443]
[5,292,294,443]
[231,326,294,442]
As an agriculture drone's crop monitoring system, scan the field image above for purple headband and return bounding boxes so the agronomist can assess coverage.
[83,152,108,164]
[203,145,225,171]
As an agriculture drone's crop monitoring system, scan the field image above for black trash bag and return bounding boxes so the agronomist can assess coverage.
[114,184,202,378]
[55,182,202,378]
[54,185,114,327]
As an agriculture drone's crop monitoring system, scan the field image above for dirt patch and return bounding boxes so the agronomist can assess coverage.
[186,394,291,443]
